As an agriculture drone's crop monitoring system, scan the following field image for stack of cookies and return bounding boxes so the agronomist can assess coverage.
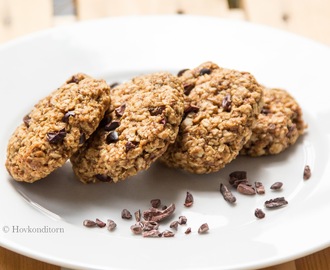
[5,62,306,183]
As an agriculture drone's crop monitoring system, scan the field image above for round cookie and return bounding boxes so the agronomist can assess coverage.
[240,87,306,156]
[6,73,111,183]
[71,72,184,183]
[160,61,263,174]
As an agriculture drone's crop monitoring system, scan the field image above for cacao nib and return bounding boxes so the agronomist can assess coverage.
[47,128,66,144]
[62,110,75,123]
[115,104,126,118]
[104,120,120,131]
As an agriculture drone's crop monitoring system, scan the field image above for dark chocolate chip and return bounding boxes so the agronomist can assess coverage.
[199,68,211,76]
[106,131,119,144]
[62,110,75,123]
[148,105,165,116]
[222,93,232,112]
[79,133,86,145]
[23,115,31,127]
[95,174,113,182]
[115,104,126,118]
[47,128,66,144]
[177,69,189,77]
[183,83,195,95]
[104,120,120,131]
[125,141,139,152]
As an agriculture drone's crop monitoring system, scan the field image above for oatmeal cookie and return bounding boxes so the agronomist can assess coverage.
[6,73,110,182]
[240,87,306,156]
[71,72,184,183]
[160,61,263,174]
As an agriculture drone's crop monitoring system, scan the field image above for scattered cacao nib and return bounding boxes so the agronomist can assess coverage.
[183,83,195,95]
[169,221,179,230]
[62,110,75,123]
[150,199,161,208]
[177,68,189,77]
[115,104,126,117]
[95,218,106,228]
[222,93,232,112]
[185,227,192,234]
[178,216,187,225]
[130,224,143,235]
[198,223,209,234]
[106,131,119,144]
[110,82,119,88]
[143,203,175,222]
[220,183,236,203]
[183,105,200,119]
[140,221,159,231]
[83,219,97,227]
[107,219,117,231]
[149,105,165,116]
[161,205,167,210]
[67,75,82,84]
[99,114,112,128]
[125,141,139,152]
[134,210,141,222]
[121,209,132,219]
[47,128,66,144]
[303,165,311,180]
[95,174,113,182]
[255,182,265,194]
[162,230,175,237]
[184,191,194,207]
[142,230,162,238]
[23,115,31,127]
[237,183,256,195]
[104,120,120,131]
[264,197,288,209]
[229,171,247,187]
[270,182,283,190]
[199,68,211,76]
[255,208,266,219]
[79,133,86,145]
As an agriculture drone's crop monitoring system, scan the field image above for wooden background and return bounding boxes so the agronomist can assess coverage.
[1,0,330,45]
[1,0,330,269]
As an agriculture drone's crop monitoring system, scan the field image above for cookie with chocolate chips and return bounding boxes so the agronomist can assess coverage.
[71,72,184,183]
[160,61,263,174]
[6,73,110,182]
[240,87,306,156]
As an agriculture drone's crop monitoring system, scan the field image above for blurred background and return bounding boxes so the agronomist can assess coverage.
[0,0,330,45]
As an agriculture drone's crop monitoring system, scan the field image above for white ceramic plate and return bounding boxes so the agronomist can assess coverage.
[1,15,330,270]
